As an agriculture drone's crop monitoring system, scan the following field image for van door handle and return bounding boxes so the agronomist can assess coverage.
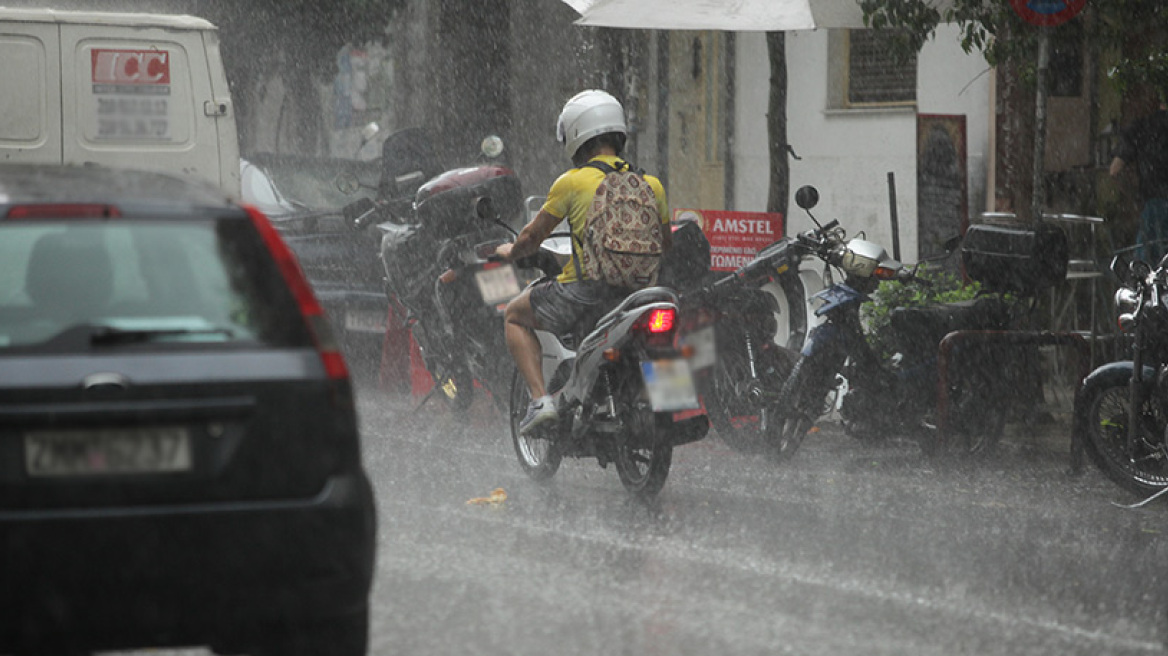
[204,100,230,117]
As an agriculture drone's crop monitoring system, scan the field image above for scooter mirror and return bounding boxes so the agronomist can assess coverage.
[795,186,819,210]
[481,135,505,159]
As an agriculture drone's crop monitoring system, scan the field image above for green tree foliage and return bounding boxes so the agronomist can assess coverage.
[861,264,984,358]
[858,0,1167,93]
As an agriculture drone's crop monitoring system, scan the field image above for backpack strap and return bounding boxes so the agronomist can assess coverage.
[584,160,619,175]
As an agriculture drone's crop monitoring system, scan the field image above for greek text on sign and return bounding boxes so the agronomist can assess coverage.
[674,209,784,272]
[91,49,173,140]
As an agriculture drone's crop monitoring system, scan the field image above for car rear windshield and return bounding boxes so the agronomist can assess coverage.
[0,218,313,351]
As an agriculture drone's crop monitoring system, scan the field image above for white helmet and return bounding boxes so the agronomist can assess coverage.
[555,89,628,159]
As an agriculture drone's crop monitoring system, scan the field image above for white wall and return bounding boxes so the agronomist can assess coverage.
[734,25,990,263]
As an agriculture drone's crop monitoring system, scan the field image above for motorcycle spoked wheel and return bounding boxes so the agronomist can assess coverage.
[612,376,673,498]
[706,343,797,454]
[763,357,823,464]
[508,368,562,481]
[1082,377,1168,496]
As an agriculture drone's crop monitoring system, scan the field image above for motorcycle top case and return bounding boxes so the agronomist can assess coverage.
[961,220,1068,294]
[415,165,523,236]
[659,220,712,289]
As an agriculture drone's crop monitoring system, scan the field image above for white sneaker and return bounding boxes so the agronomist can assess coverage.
[519,395,557,436]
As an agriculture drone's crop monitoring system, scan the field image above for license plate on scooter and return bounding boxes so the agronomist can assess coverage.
[680,325,716,371]
[475,265,522,308]
[640,359,700,412]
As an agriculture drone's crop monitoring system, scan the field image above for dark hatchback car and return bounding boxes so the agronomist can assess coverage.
[0,165,376,655]
[240,155,389,383]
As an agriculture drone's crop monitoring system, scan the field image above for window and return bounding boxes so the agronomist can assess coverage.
[828,29,917,109]
[848,30,917,105]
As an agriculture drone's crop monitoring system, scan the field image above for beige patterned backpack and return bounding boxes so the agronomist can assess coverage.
[574,161,663,289]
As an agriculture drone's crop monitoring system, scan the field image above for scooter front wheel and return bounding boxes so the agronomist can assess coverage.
[509,368,561,481]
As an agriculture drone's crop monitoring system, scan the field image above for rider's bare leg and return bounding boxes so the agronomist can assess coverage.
[504,289,547,399]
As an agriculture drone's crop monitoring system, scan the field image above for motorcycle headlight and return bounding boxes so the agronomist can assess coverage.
[1115,287,1140,315]
[840,249,879,277]
[839,238,890,278]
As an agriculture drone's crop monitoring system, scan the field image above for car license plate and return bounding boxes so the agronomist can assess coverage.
[640,359,700,412]
[475,265,522,306]
[344,308,387,333]
[25,426,192,477]
[681,325,716,370]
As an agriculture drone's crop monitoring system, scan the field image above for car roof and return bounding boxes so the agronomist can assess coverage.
[0,7,217,31]
[0,164,240,218]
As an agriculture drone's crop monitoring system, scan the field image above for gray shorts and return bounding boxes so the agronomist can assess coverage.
[530,278,622,336]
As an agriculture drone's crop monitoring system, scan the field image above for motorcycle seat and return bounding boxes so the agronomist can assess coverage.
[889,295,1011,349]
[592,286,679,333]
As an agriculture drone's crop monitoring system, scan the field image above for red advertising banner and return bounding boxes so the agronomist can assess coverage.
[673,208,784,272]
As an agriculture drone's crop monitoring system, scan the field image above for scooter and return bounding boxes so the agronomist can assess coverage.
[509,246,709,497]
[341,128,530,410]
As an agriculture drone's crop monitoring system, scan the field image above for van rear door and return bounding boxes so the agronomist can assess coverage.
[59,23,228,194]
[0,22,61,164]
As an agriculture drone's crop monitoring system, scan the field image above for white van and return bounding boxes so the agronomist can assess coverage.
[0,8,240,197]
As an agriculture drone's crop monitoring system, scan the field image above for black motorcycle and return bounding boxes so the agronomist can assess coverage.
[664,220,807,453]
[765,186,1067,461]
[342,128,530,411]
[1075,254,1168,496]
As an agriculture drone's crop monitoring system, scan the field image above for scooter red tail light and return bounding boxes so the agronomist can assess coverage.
[639,308,676,334]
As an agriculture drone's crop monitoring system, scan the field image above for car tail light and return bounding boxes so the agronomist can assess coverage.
[244,205,349,380]
[6,204,122,219]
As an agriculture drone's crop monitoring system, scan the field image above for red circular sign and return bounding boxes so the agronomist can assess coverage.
[1010,0,1088,27]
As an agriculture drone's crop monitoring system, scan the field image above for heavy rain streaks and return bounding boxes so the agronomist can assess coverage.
[345,385,1168,655]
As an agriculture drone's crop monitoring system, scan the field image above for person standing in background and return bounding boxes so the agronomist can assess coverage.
[1110,94,1168,263]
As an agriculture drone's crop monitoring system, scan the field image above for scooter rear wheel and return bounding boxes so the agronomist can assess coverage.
[614,407,673,498]
[509,368,561,481]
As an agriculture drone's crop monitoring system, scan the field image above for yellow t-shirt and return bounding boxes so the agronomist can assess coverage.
[541,155,669,284]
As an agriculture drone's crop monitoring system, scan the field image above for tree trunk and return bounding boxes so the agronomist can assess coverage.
[766,32,788,221]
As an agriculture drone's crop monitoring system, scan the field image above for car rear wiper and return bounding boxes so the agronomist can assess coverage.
[89,326,236,345]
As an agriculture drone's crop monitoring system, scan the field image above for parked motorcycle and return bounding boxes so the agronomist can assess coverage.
[664,220,807,453]
[1075,254,1168,496]
[764,185,1066,462]
[509,245,710,497]
[341,128,531,410]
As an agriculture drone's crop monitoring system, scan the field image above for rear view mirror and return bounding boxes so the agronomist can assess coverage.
[942,234,962,254]
[795,186,819,210]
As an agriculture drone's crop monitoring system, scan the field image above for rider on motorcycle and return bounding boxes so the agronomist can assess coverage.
[495,89,672,435]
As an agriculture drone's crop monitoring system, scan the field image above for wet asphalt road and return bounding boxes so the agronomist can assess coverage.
[358,386,1167,656]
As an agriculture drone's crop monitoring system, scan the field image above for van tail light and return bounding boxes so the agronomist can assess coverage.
[245,205,349,380]
[6,204,122,219]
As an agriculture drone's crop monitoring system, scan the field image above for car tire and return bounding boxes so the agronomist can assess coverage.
[251,605,369,656]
